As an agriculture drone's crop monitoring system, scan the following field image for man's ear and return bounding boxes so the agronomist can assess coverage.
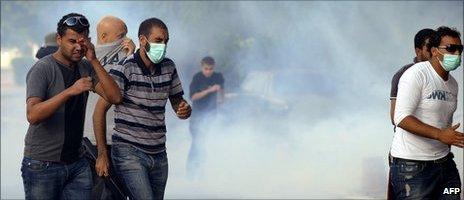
[430,46,439,57]
[56,33,62,46]
[139,35,147,52]
[100,33,106,41]
[414,47,421,57]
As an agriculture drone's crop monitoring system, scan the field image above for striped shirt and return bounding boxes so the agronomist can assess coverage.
[109,49,184,153]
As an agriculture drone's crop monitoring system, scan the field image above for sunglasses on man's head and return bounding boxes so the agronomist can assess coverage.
[62,16,89,27]
[438,44,464,54]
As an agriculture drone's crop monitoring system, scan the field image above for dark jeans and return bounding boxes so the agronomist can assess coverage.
[21,156,93,200]
[82,140,127,200]
[389,153,461,200]
[111,142,168,200]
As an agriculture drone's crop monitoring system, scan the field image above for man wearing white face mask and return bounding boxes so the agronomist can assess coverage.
[389,26,463,199]
[93,17,191,199]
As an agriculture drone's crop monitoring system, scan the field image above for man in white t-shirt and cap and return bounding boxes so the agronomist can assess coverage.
[390,26,463,199]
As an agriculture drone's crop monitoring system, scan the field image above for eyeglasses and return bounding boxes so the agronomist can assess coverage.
[438,44,463,54]
[62,16,89,27]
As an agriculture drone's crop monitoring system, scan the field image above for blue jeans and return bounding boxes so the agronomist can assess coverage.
[389,153,461,200]
[111,142,168,200]
[21,156,93,200]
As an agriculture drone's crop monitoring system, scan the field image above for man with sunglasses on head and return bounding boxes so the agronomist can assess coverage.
[389,26,463,199]
[93,17,191,199]
[21,13,122,199]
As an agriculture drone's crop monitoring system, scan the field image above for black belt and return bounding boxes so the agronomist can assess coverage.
[389,152,454,164]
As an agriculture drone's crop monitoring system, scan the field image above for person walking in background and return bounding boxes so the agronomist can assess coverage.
[35,32,59,59]
[187,56,225,179]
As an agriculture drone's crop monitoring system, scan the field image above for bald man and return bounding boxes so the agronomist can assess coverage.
[82,15,135,179]
[95,15,135,65]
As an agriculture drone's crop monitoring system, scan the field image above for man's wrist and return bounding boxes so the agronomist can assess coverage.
[90,58,101,67]
[433,129,442,141]
[97,146,108,156]
[63,87,74,97]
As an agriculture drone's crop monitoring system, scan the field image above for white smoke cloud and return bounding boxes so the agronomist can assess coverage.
[1,1,463,199]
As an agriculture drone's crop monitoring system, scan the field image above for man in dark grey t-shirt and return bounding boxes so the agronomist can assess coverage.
[21,13,121,200]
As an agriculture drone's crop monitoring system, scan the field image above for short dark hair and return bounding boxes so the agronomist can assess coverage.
[57,13,89,37]
[414,28,435,49]
[201,56,215,66]
[138,17,168,38]
[428,26,461,49]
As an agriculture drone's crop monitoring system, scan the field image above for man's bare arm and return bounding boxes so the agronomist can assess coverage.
[191,85,220,101]
[27,77,93,125]
[390,100,396,126]
[80,37,122,104]
[27,95,70,125]
[92,59,122,104]
[191,88,212,101]
[93,97,112,155]
[93,97,112,177]
[398,115,464,148]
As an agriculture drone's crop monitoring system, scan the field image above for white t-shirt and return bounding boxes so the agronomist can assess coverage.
[83,41,128,145]
[391,61,458,160]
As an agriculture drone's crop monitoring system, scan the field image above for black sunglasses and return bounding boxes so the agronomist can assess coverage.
[62,16,89,27]
[438,44,463,54]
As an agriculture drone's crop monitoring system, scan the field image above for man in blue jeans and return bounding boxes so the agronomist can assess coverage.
[21,13,122,199]
[390,26,463,199]
[93,17,191,199]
